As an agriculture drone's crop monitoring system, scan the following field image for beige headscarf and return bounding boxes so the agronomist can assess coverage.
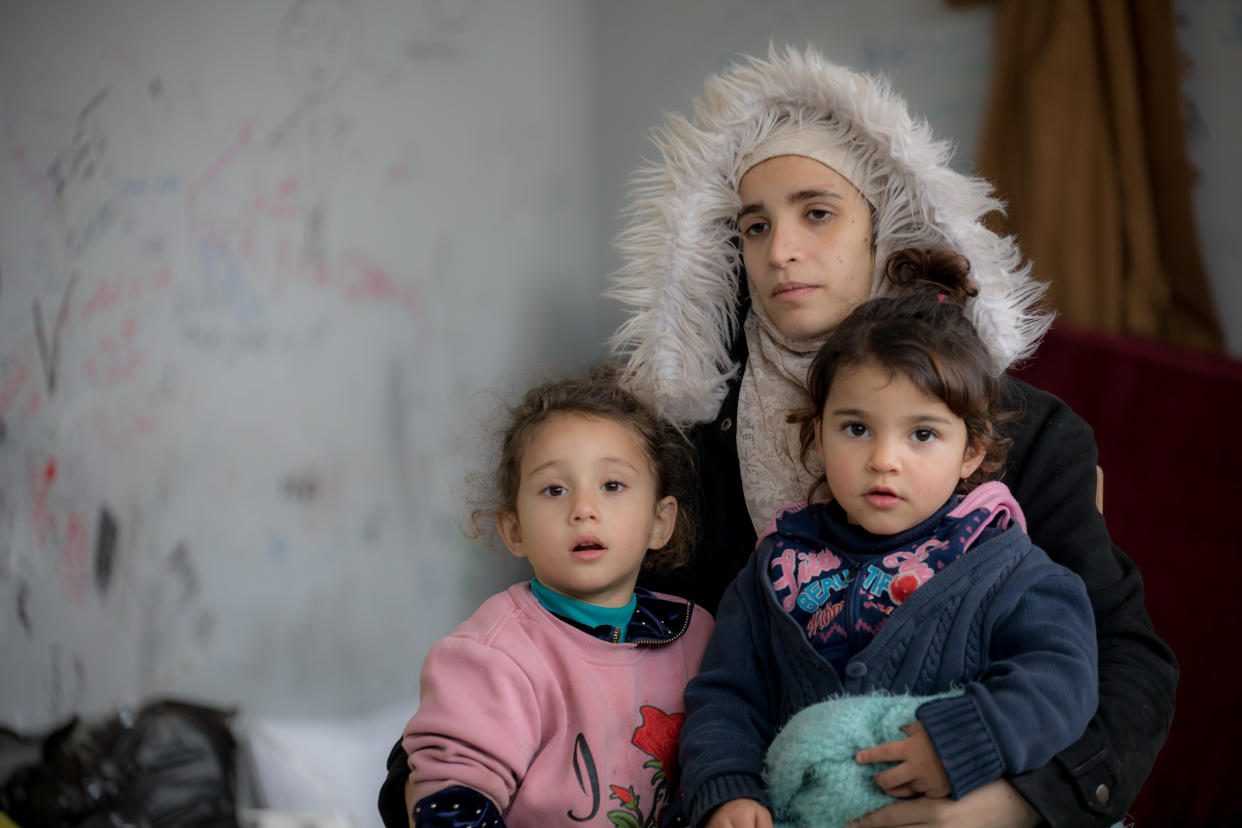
[735,122,873,534]
[737,299,824,533]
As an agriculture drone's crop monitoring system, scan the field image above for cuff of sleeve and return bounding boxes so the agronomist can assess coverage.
[689,773,770,828]
[916,695,1004,799]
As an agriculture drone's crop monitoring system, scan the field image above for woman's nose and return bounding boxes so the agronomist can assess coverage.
[768,220,801,267]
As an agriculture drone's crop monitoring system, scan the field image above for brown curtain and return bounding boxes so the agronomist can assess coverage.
[971,0,1224,351]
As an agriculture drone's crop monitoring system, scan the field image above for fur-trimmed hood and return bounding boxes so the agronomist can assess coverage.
[607,45,1051,425]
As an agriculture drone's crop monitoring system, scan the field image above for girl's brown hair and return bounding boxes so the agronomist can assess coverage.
[793,247,1016,502]
[467,364,698,574]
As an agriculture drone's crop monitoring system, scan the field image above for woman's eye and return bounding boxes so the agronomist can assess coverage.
[844,422,869,438]
[807,208,833,222]
[540,485,566,497]
[911,428,937,443]
[740,220,769,238]
[602,480,626,493]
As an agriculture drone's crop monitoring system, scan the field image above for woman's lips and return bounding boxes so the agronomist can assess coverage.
[772,283,818,301]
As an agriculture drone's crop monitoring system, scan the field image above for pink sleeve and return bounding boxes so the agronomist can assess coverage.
[402,635,542,812]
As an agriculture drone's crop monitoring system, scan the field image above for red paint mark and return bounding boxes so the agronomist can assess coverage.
[81,275,124,323]
[342,250,420,316]
[200,119,254,188]
[156,266,172,289]
[122,317,137,339]
[0,358,31,412]
[280,178,296,197]
[30,459,56,548]
[388,163,411,183]
[94,408,155,451]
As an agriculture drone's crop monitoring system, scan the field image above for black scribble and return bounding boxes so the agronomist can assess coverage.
[281,471,320,502]
[46,88,110,197]
[94,506,119,595]
[49,643,62,716]
[33,270,81,394]
[18,580,31,634]
[167,542,199,603]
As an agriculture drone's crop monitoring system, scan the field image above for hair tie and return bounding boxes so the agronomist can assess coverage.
[938,293,947,303]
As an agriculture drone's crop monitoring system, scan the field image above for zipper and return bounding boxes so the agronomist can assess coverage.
[630,600,694,646]
[839,551,862,665]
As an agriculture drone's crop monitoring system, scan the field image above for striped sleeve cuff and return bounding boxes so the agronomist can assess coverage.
[689,773,770,827]
[916,694,1005,799]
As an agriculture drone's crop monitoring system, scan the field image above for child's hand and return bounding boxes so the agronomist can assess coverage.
[854,720,951,799]
[705,797,773,828]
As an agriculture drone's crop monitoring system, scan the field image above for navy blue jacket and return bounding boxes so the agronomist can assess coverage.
[679,509,1098,827]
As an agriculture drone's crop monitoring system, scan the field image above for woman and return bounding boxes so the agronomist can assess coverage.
[611,46,1175,827]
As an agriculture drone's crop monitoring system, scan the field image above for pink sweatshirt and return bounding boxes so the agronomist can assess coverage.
[402,582,714,827]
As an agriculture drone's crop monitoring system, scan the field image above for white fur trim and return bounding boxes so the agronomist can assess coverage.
[607,45,1052,425]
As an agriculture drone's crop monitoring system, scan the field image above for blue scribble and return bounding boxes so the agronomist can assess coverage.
[199,239,264,325]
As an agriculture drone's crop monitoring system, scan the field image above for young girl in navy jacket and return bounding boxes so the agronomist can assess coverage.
[678,249,1097,828]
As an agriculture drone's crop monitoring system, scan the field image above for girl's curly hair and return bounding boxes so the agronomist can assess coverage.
[466,363,699,574]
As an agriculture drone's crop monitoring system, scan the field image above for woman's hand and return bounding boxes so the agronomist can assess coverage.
[845,778,1040,827]
[706,798,774,828]
[855,721,951,799]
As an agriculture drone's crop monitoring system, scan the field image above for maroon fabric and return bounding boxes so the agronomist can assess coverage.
[1010,323,1242,825]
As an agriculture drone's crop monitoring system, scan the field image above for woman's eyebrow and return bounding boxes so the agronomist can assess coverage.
[789,188,842,204]
[738,188,845,219]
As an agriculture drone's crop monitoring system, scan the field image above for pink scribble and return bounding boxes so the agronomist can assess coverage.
[388,163,411,183]
[342,250,419,316]
[81,276,124,323]
[95,409,145,451]
[200,120,254,189]
[0,356,31,413]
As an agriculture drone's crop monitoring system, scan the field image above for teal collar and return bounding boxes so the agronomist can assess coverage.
[531,579,638,643]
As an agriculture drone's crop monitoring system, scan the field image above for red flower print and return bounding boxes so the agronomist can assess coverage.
[610,784,637,809]
[631,705,684,783]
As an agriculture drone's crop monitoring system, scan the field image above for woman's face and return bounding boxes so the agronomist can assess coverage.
[737,155,875,342]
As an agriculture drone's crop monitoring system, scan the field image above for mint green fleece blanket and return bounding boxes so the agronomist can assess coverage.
[763,691,963,828]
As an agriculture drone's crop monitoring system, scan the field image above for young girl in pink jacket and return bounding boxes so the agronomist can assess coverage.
[388,368,713,828]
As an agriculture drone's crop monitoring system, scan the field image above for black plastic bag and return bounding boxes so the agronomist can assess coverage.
[0,699,239,827]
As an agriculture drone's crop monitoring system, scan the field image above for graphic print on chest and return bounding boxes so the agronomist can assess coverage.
[567,705,685,827]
